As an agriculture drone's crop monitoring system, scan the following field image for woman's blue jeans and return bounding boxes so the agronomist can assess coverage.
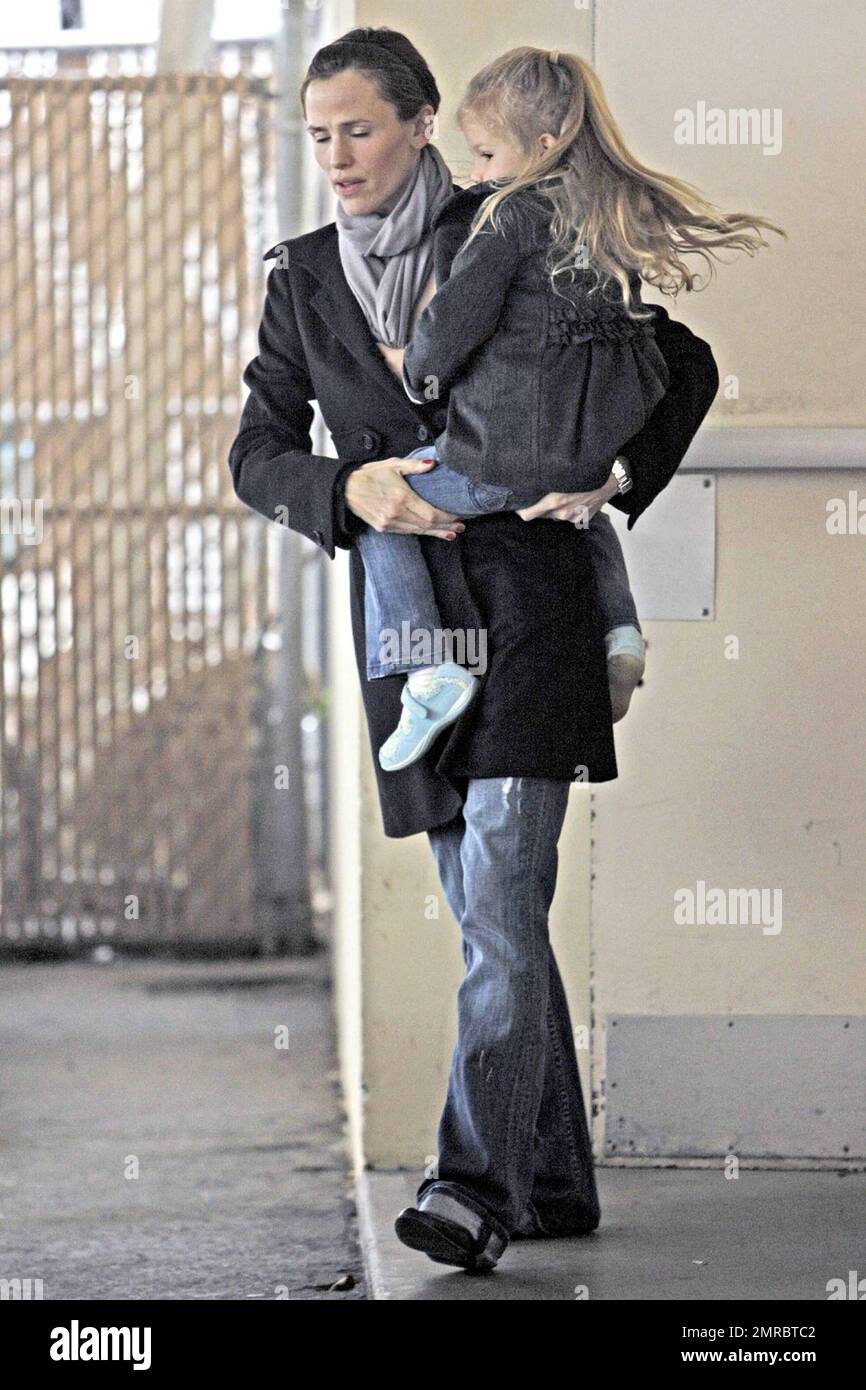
[417,776,601,1247]
[356,445,641,679]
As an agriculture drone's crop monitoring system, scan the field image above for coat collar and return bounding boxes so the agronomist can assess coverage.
[262,182,473,411]
[429,179,496,233]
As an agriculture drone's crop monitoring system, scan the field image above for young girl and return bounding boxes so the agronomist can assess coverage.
[355,47,784,772]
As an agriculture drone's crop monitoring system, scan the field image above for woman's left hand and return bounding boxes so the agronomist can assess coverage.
[515,470,621,526]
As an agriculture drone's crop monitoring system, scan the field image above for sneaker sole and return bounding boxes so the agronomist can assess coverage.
[394,1209,494,1272]
[379,680,478,772]
[608,653,645,724]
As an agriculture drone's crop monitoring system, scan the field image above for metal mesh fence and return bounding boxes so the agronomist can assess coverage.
[0,43,322,952]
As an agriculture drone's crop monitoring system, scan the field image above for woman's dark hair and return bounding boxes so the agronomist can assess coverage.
[299,26,440,122]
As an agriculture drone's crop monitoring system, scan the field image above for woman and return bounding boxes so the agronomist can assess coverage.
[228,27,719,1272]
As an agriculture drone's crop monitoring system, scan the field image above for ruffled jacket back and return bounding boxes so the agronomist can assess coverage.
[402,180,671,495]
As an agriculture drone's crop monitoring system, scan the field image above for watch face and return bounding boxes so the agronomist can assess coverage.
[613,459,631,492]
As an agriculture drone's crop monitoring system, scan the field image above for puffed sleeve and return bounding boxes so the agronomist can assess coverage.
[402,206,525,405]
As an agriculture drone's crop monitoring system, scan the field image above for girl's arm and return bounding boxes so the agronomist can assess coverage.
[374,269,437,380]
[402,212,524,405]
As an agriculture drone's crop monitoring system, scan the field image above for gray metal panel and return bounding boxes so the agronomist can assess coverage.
[605,473,715,620]
[605,1014,866,1158]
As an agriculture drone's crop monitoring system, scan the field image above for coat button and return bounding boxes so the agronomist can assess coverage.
[312,529,323,545]
[361,431,375,450]
[416,424,429,441]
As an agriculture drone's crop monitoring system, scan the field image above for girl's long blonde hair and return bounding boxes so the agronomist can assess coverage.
[457,47,786,319]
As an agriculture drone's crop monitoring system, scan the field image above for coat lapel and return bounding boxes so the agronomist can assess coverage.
[308,262,414,409]
[264,182,467,411]
[263,224,422,409]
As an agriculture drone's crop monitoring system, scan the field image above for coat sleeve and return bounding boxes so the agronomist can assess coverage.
[606,301,720,530]
[228,259,367,559]
[432,216,473,289]
[402,212,524,406]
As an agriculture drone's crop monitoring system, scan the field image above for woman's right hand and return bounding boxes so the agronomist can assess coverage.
[344,457,466,540]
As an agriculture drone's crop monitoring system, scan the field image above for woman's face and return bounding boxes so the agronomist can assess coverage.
[304,69,434,216]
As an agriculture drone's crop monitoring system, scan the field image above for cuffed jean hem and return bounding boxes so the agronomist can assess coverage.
[366,662,416,680]
[417,1179,512,1254]
[532,1196,602,1236]
[366,659,480,680]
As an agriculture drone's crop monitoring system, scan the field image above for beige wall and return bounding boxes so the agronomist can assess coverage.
[595,0,865,424]
[326,1,865,1170]
[591,471,866,1146]
[590,0,866,1154]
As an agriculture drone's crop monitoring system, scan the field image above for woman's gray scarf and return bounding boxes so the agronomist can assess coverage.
[335,142,455,349]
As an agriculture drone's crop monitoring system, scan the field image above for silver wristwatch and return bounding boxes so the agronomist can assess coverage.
[611,456,633,494]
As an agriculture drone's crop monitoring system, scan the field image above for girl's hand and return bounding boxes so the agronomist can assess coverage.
[515,470,621,526]
[374,271,437,380]
[375,342,405,380]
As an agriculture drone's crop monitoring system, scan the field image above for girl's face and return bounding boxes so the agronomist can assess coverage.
[460,112,555,184]
[304,69,434,216]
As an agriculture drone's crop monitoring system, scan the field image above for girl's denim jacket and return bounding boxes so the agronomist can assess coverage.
[402,181,671,495]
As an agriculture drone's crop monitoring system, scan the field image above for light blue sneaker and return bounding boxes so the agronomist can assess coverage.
[378,662,478,772]
[605,624,646,723]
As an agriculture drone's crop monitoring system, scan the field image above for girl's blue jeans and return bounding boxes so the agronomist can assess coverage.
[355,444,641,679]
[419,776,601,1244]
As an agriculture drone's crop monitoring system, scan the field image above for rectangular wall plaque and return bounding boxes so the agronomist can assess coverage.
[604,473,716,620]
[605,1014,866,1159]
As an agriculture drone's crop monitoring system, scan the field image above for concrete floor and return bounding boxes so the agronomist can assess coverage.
[4,956,862,1304]
[0,957,366,1300]
[358,1166,866,1300]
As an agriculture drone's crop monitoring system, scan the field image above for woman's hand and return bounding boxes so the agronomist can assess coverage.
[344,456,465,540]
[515,470,621,527]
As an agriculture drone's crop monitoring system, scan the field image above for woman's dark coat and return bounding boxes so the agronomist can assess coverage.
[227,182,720,838]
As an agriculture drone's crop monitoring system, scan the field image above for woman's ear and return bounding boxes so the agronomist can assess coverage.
[412,104,438,146]
[537,131,558,155]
